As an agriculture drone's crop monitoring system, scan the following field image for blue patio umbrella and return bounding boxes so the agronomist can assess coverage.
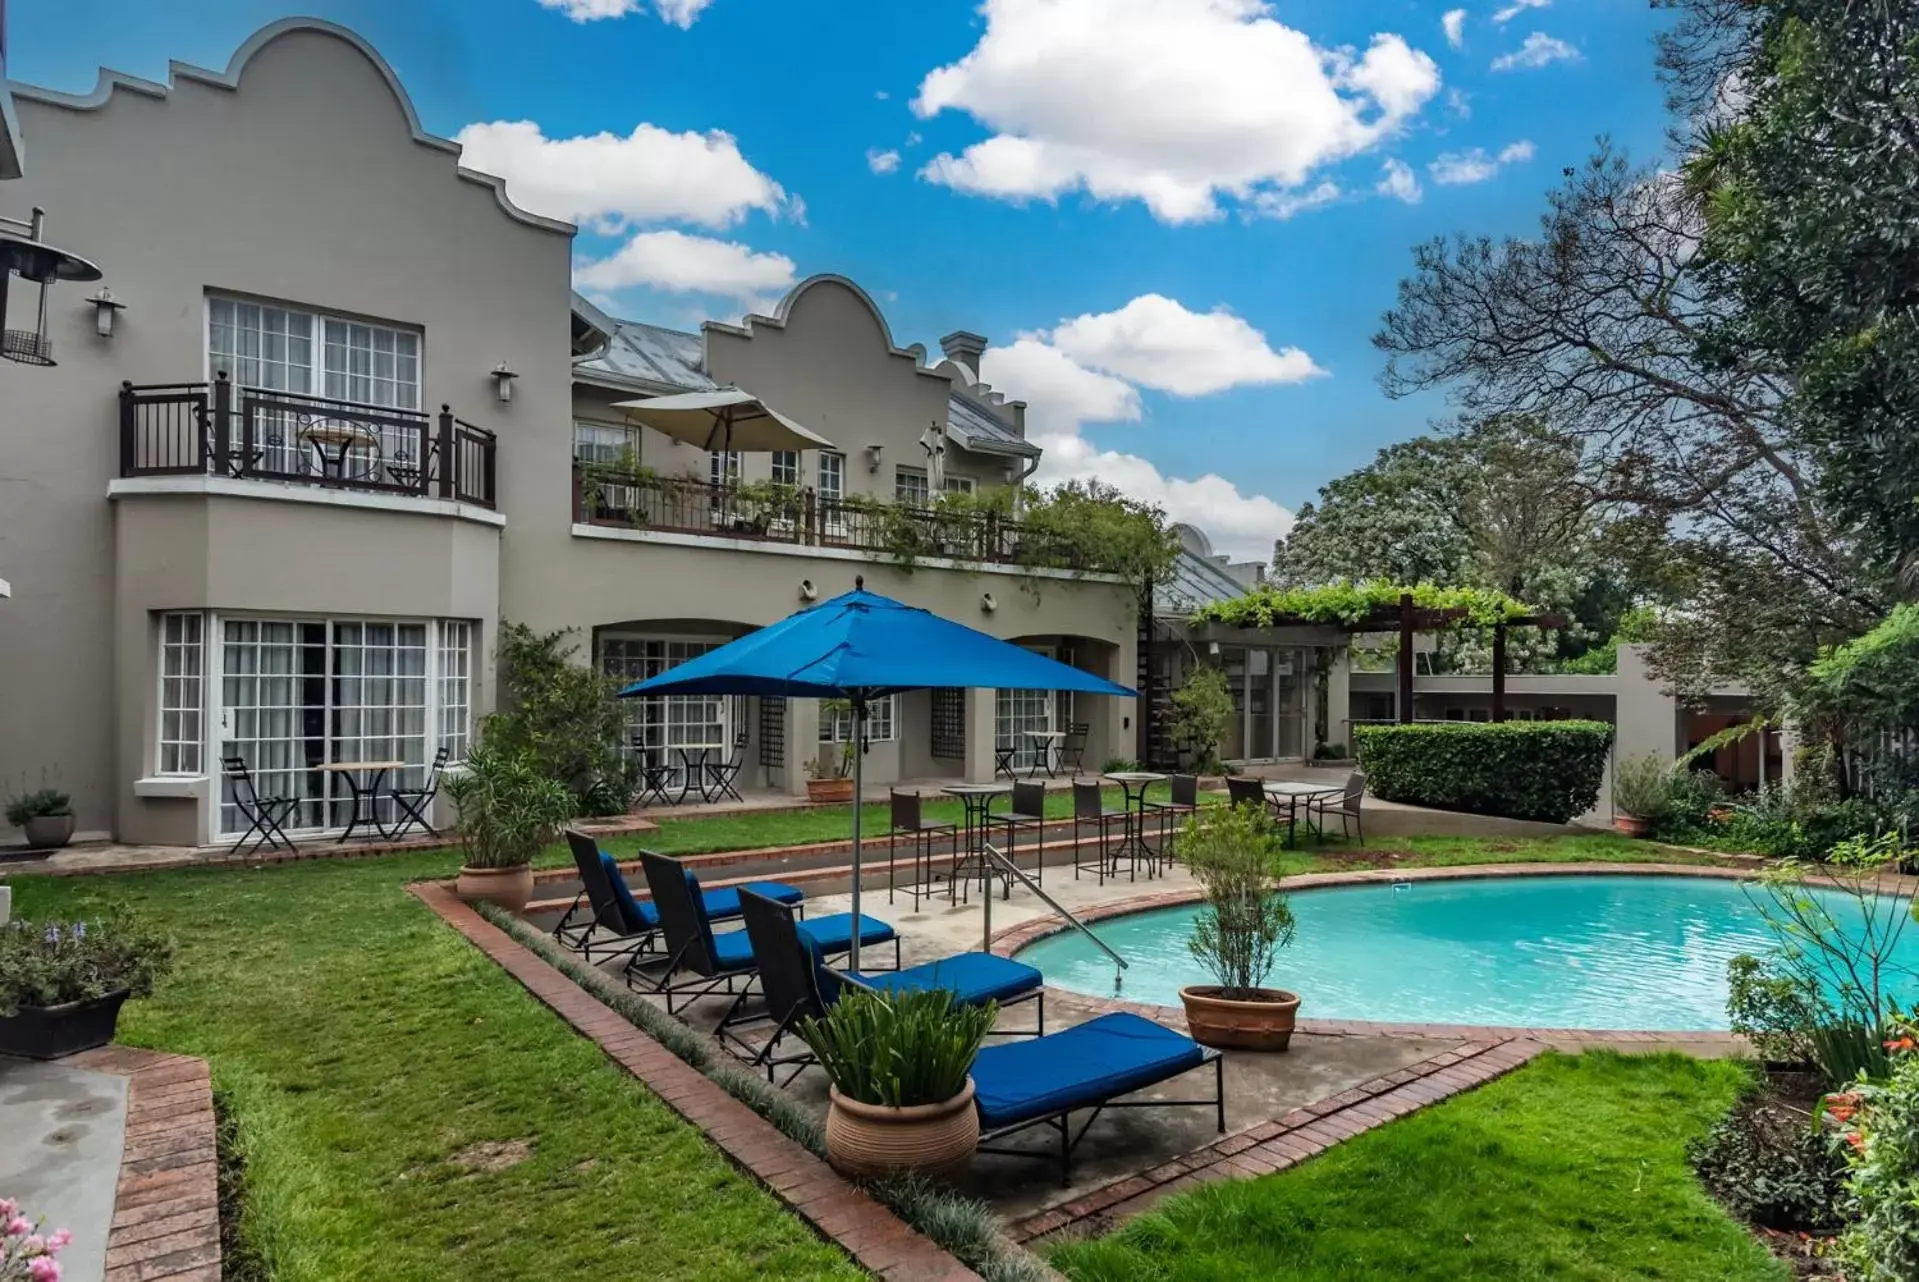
[619,579,1136,966]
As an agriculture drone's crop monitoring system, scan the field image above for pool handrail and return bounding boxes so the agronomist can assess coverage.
[978,840,1128,985]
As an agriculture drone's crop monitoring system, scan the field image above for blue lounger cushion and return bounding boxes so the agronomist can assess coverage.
[602,852,802,931]
[971,1012,1208,1131]
[709,912,896,971]
[846,954,1041,1006]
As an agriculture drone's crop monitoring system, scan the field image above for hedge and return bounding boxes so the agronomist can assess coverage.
[1354,720,1614,824]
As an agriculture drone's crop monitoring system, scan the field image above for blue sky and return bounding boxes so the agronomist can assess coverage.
[7,0,1676,557]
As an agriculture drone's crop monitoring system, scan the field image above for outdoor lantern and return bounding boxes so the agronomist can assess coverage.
[492,362,518,403]
[88,287,124,338]
[0,206,103,367]
[865,443,883,473]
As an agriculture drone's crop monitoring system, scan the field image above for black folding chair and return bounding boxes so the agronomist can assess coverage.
[631,746,674,808]
[222,755,296,857]
[387,747,448,840]
[993,743,1019,779]
[887,789,955,909]
[1061,721,1091,774]
[1072,780,1129,882]
[707,730,749,803]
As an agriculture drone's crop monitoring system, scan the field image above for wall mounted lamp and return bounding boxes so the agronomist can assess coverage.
[492,362,518,403]
[88,287,125,338]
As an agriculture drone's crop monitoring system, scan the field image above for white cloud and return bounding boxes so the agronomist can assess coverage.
[1428,138,1535,184]
[537,0,642,19]
[982,339,1143,427]
[1491,0,1548,22]
[1046,294,1324,396]
[1491,32,1580,71]
[1446,87,1472,118]
[1441,9,1467,48]
[1376,157,1422,203]
[866,148,902,175]
[1032,431,1294,560]
[573,230,797,306]
[910,0,1441,224]
[1253,180,1341,221]
[655,0,717,26]
[455,120,790,230]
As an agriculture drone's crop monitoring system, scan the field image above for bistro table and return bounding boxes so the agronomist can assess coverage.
[1263,779,1345,847]
[299,420,381,480]
[1020,729,1068,778]
[940,782,1012,902]
[1103,771,1169,875]
[316,759,407,843]
[675,746,718,803]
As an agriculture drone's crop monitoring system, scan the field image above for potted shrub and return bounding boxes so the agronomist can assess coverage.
[442,743,576,913]
[1611,751,1676,837]
[1178,803,1301,1051]
[6,788,74,851]
[806,709,856,804]
[0,914,173,1060]
[800,988,996,1179]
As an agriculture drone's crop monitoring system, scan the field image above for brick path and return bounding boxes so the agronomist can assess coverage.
[412,882,981,1281]
[67,1046,221,1282]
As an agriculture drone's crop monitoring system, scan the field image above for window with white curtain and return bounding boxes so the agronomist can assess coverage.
[943,475,976,495]
[710,451,742,487]
[157,612,205,775]
[895,466,930,506]
[573,422,638,466]
[600,638,731,784]
[997,645,1057,772]
[212,617,469,837]
[771,451,801,487]
[819,696,897,743]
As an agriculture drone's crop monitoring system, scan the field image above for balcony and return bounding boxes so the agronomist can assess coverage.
[571,465,1117,573]
[119,372,497,508]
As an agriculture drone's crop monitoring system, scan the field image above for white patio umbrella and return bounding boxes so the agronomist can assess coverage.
[613,389,836,453]
[918,421,947,492]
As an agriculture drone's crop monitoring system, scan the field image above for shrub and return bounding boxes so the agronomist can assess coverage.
[1727,953,1823,1067]
[798,989,996,1108]
[1353,720,1613,823]
[1613,752,1677,822]
[1182,804,1294,998]
[3,789,70,828]
[1839,1033,1919,1280]
[487,622,631,815]
[0,915,173,1017]
[440,743,577,870]
[1688,1090,1849,1231]
[1170,666,1234,774]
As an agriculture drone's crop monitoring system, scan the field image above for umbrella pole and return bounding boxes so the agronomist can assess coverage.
[849,694,865,971]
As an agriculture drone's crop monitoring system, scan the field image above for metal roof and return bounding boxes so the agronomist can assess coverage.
[574,304,716,393]
[1154,546,1247,618]
[947,392,1039,458]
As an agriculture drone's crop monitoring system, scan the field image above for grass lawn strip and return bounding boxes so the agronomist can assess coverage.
[1047,1051,1788,1282]
[13,854,863,1282]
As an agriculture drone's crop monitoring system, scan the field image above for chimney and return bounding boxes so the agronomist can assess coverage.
[939,330,987,375]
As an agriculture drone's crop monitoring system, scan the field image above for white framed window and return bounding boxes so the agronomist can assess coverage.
[997,645,1058,772]
[771,451,801,487]
[439,622,472,764]
[601,637,734,785]
[210,616,470,837]
[895,466,930,506]
[710,451,742,487]
[323,319,421,410]
[819,696,897,744]
[574,422,638,467]
[818,451,845,501]
[943,475,976,495]
[157,612,205,775]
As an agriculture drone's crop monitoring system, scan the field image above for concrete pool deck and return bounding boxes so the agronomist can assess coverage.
[0,1056,128,1281]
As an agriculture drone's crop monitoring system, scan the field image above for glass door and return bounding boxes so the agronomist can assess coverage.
[219,618,328,834]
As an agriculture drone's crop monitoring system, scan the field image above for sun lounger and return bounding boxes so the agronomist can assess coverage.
[552,830,804,962]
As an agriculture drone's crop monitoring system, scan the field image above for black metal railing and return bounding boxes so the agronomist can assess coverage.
[571,466,1114,573]
[119,372,498,508]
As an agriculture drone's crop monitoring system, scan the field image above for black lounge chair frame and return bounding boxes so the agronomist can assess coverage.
[977,1051,1225,1186]
[551,829,653,964]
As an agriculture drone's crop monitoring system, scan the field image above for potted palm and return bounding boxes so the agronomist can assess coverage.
[0,914,173,1059]
[1611,752,1675,837]
[800,988,995,1179]
[442,742,576,914]
[1178,802,1302,1051]
[6,788,75,851]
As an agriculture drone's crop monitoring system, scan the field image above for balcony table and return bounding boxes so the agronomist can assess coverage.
[315,759,407,843]
[299,420,380,480]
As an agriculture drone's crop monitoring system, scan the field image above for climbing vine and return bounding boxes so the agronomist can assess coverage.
[1192,579,1536,630]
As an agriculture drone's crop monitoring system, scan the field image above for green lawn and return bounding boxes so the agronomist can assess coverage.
[1272,831,1739,877]
[12,856,860,1282]
[1048,1052,1786,1282]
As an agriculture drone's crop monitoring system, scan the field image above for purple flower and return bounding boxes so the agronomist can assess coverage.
[70,923,86,941]
[41,926,59,945]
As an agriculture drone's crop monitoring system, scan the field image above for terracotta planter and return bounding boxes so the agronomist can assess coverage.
[21,813,75,850]
[1612,814,1650,838]
[1180,985,1301,1052]
[0,990,129,1060]
[806,777,855,804]
[456,863,535,914]
[825,1078,979,1180]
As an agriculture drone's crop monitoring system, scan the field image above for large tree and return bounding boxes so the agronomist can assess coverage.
[1372,0,1917,703]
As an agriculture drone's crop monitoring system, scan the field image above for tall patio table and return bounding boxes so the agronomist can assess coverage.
[317,758,406,843]
[1103,771,1168,875]
[1263,779,1344,847]
[940,782,1011,902]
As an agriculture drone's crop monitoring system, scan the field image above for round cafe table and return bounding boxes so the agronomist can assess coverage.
[1021,729,1067,777]
[316,759,407,843]
[1263,779,1345,847]
[1103,771,1168,873]
[940,782,1011,902]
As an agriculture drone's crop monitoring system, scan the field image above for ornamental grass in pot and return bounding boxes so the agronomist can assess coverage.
[1611,751,1676,837]
[1178,802,1301,1052]
[442,743,576,914]
[0,915,172,1060]
[6,788,74,851]
[800,988,996,1179]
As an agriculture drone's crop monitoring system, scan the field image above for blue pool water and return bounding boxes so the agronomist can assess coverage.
[1014,875,1919,1030]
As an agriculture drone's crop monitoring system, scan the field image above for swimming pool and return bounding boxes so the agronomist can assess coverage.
[1013,874,1919,1031]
